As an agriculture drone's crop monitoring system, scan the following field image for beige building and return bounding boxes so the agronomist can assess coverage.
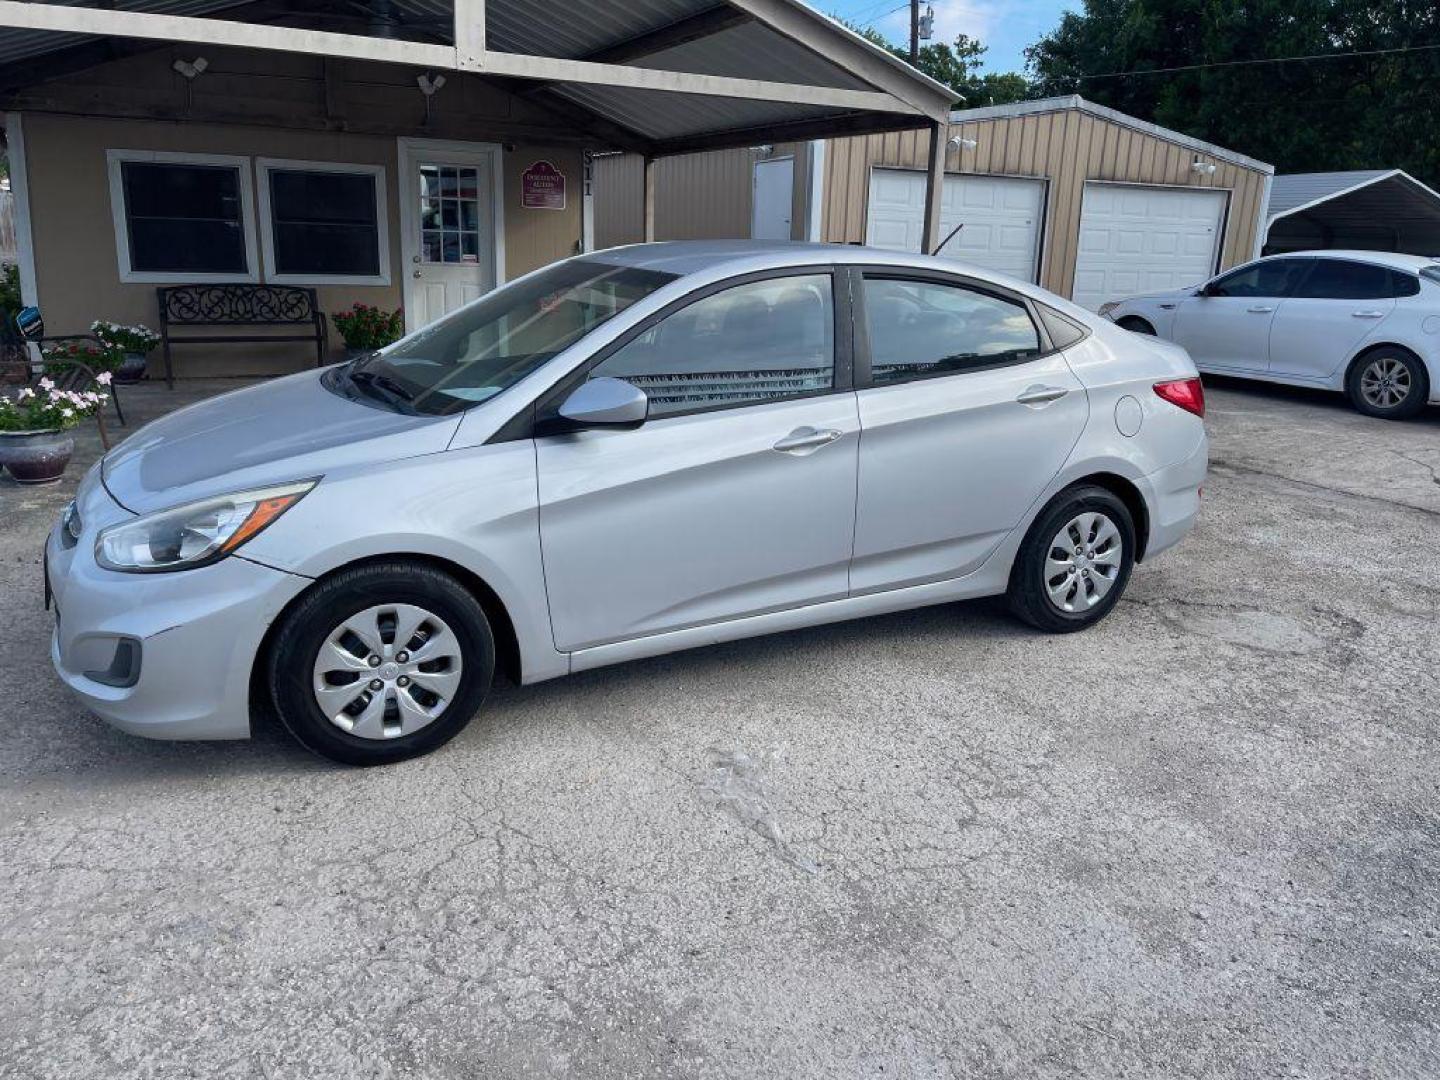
[595,95,1275,310]
[0,0,956,377]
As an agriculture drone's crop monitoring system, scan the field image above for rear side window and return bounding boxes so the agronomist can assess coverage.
[1209,259,1308,297]
[590,274,834,418]
[1294,259,1396,300]
[863,278,1040,384]
[1038,305,1088,350]
[1392,271,1421,297]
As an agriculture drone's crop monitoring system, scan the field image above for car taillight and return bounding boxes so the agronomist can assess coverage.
[1154,377,1205,418]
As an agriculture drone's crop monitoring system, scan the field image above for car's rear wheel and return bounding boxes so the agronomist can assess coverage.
[1117,316,1156,336]
[1007,485,1136,633]
[268,562,495,765]
[1346,348,1428,420]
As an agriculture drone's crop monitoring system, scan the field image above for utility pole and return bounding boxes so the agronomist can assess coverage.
[909,0,919,64]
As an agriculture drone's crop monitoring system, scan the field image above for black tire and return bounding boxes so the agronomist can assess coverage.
[267,562,495,766]
[1345,347,1429,420]
[1117,316,1156,336]
[1007,485,1137,633]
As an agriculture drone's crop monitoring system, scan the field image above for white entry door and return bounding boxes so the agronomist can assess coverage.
[751,157,794,240]
[399,138,501,331]
[1071,182,1226,311]
[865,168,1044,282]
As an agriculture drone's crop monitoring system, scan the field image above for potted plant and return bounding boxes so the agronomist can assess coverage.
[331,303,405,360]
[0,373,111,484]
[90,320,161,383]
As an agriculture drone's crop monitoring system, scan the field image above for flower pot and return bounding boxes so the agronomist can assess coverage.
[0,429,74,484]
[115,352,148,384]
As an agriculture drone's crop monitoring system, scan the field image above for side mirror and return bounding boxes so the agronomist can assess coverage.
[556,377,648,430]
[14,306,43,341]
[1198,282,1220,298]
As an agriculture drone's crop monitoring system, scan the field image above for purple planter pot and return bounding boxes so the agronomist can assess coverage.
[0,429,74,484]
[114,352,148,384]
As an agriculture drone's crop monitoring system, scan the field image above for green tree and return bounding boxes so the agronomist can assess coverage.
[1026,0,1440,185]
[841,19,1036,105]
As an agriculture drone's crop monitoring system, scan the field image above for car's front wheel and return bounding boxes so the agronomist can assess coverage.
[1346,348,1429,420]
[268,562,495,765]
[1006,485,1136,633]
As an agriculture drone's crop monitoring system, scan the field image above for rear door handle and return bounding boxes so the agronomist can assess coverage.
[1246,305,1275,314]
[772,426,842,454]
[1016,385,1069,407]
[1352,310,1386,319]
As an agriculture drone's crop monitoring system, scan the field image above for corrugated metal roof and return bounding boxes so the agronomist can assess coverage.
[1267,171,1396,217]
[556,82,842,140]
[0,0,945,146]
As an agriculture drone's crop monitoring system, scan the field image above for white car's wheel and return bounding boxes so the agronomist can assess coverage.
[1347,348,1428,420]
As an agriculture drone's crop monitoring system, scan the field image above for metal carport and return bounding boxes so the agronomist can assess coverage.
[1264,169,1440,257]
[0,0,958,247]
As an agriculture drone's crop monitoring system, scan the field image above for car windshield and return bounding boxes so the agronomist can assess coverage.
[344,259,677,415]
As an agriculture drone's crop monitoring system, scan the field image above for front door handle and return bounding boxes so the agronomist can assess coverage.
[1246,305,1275,314]
[1352,310,1386,319]
[1016,385,1069,407]
[772,426,842,454]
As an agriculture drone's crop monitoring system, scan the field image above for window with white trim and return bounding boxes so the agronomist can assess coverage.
[257,159,390,285]
[106,150,258,283]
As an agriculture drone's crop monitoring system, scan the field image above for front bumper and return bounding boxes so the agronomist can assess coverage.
[46,478,312,740]
[1137,431,1208,561]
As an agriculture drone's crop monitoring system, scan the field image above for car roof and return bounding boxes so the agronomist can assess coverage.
[588,239,1006,277]
[1262,249,1439,272]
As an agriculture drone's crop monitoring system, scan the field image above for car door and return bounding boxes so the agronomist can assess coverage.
[1268,258,1402,381]
[535,270,860,653]
[849,270,1088,594]
[1169,258,1310,372]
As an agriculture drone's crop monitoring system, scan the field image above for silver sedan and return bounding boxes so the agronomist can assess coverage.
[46,242,1207,765]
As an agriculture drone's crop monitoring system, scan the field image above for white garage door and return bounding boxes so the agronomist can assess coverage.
[865,168,1044,282]
[1071,183,1227,311]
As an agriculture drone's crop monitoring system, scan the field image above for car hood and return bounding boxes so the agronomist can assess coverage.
[103,369,461,514]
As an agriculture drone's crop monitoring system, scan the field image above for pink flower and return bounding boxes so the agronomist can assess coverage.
[38,377,54,391]
[95,371,113,386]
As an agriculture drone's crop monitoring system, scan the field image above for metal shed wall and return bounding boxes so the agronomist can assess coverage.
[593,143,811,248]
[822,107,1271,297]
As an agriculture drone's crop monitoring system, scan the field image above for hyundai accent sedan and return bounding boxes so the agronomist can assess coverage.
[46,242,1207,765]
[1100,250,1440,420]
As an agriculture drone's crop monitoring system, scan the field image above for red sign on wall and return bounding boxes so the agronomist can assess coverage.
[521,160,567,211]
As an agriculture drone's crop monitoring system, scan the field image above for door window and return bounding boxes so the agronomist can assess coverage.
[1294,259,1405,300]
[590,275,835,417]
[1207,259,1307,297]
[420,165,483,264]
[862,277,1040,384]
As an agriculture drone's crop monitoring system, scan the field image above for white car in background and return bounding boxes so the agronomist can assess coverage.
[1099,250,1440,419]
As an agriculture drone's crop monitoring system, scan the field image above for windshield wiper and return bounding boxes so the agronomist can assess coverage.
[349,369,416,409]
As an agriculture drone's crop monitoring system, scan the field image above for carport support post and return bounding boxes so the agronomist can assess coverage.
[642,155,657,242]
[921,119,945,255]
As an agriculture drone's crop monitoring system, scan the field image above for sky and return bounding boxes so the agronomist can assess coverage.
[822,0,1077,75]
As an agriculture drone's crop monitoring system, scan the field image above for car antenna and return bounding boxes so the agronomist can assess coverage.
[931,222,964,256]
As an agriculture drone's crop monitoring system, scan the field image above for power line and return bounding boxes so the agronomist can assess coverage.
[1080,40,1440,80]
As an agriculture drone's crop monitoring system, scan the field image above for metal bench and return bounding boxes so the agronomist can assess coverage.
[157,284,328,388]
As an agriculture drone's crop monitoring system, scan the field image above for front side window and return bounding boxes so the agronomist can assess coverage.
[863,277,1040,384]
[1207,259,1307,298]
[590,275,835,418]
[346,259,675,415]
[261,162,386,282]
[112,154,253,279]
[1294,259,1399,300]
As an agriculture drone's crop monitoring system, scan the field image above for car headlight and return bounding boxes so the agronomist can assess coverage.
[95,479,317,573]
[1097,301,1122,318]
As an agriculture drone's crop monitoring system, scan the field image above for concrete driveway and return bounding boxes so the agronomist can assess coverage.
[2,378,1438,1079]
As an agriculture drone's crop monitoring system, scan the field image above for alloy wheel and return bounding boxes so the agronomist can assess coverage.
[1360,356,1412,410]
[311,603,463,740]
[1044,512,1124,613]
